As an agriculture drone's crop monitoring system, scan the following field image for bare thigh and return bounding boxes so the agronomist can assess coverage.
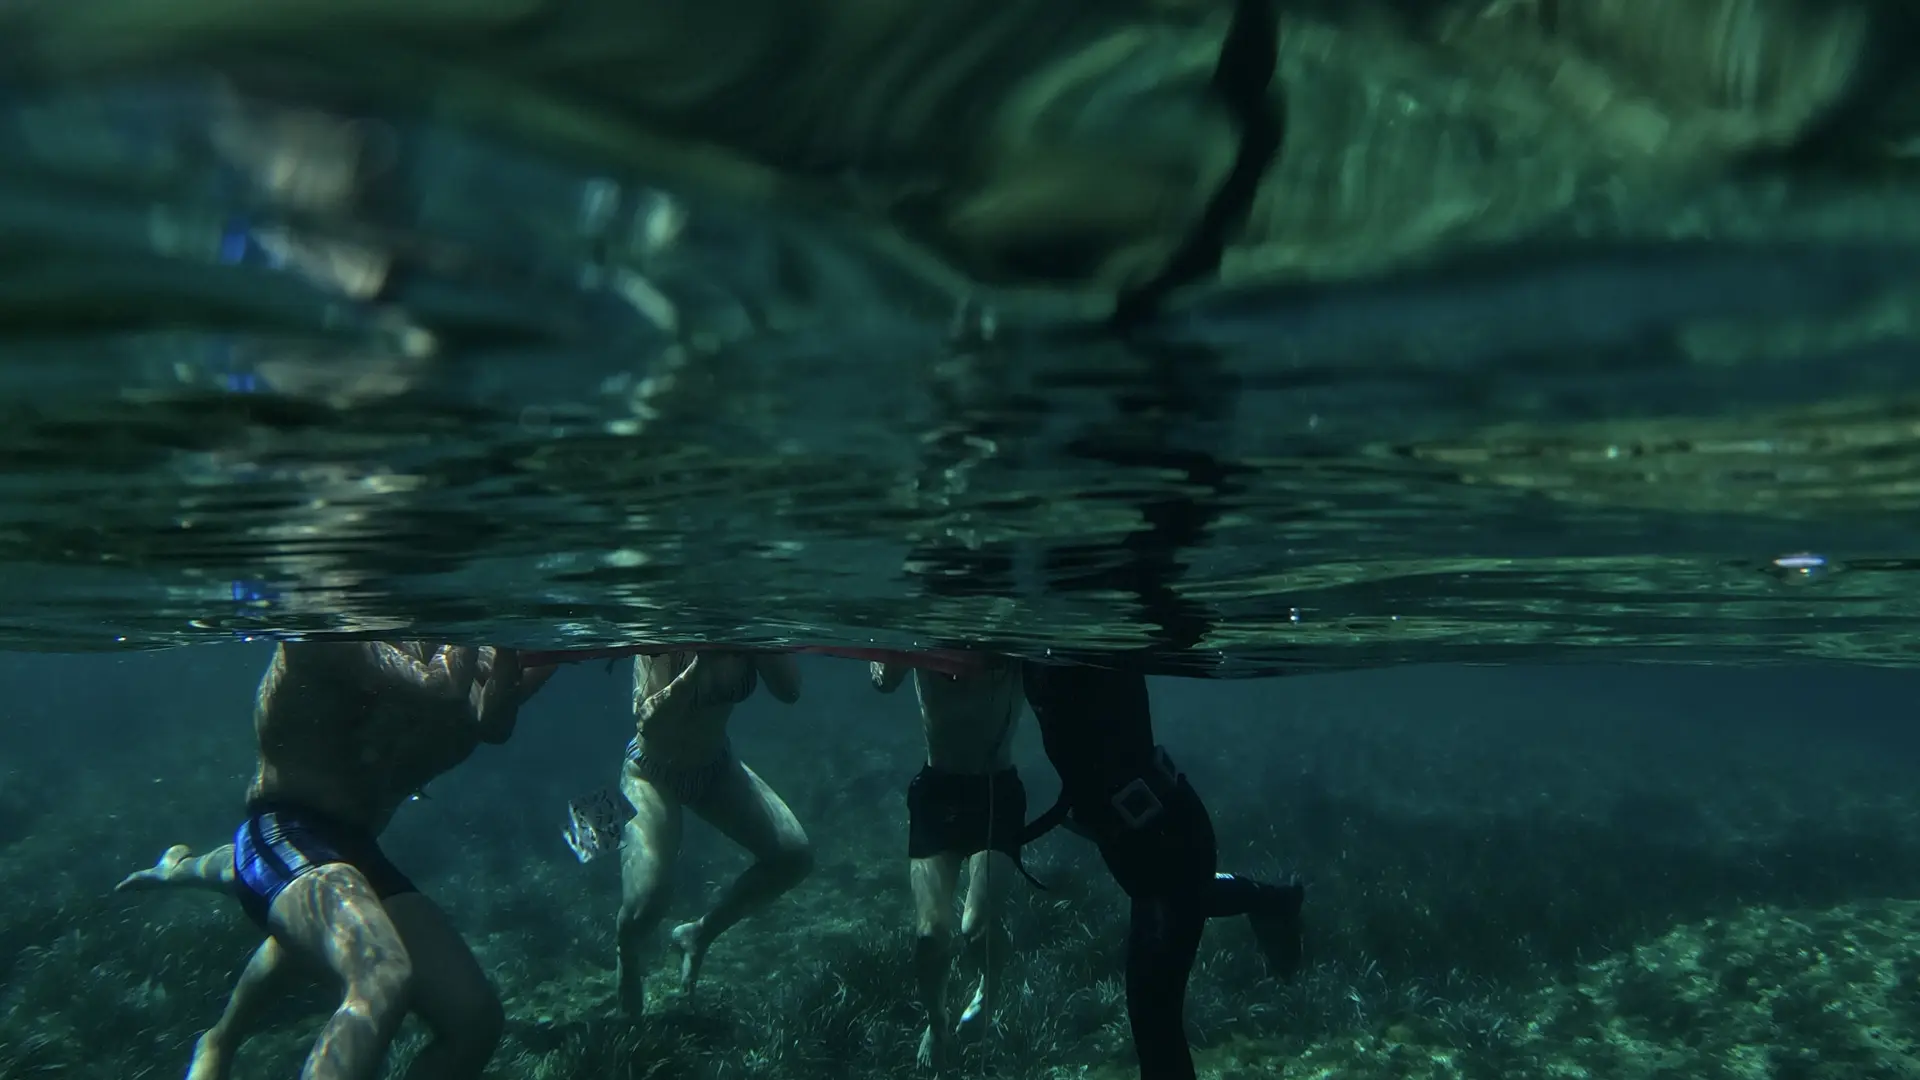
[689,759,807,861]
[959,851,1006,938]
[620,764,684,909]
[381,892,499,1039]
[267,863,409,991]
[911,853,962,936]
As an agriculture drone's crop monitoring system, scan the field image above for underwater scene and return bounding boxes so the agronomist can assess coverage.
[5,1,1920,1078]
[1,649,1916,1080]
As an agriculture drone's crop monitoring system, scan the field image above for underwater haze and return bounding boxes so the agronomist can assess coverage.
[1,649,1918,1080]
[3,2,1920,1077]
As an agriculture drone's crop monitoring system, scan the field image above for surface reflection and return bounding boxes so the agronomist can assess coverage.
[0,4,1914,672]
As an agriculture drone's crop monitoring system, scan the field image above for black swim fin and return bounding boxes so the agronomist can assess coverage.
[1247,880,1305,980]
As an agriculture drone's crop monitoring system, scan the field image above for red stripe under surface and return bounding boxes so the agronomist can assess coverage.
[519,643,987,676]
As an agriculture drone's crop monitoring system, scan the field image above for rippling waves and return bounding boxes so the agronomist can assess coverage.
[3,65,1920,675]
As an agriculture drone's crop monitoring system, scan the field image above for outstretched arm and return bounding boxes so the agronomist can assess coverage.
[372,643,477,699]
[316,638,474,699]
[476,648,557,704]
[755,653,802,704]
[519,663,560,702]
[283,641,477,700]
[473,648,526,745]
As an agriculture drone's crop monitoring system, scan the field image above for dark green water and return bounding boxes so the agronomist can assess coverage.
[0,11,1918,669]
[3,653,1915,1080]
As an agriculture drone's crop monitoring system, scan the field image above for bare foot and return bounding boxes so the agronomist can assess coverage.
[916,1025,947,1071]
[184,1030,231,1080]
[956,978,989,1032]
[115,845,190,893]
[669,921,708,995]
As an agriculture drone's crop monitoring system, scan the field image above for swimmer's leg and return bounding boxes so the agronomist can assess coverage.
[185,936,298,1080]
[1204,873,1305,980]
[382,892,504,1080]
[676,761,813,995]
[1125,892,1208,1080]
[617,764,683,1021]
[955,850,1009,1033]
[117,844,236,894]
[266,864,413,1080]
[909,852,962,1070]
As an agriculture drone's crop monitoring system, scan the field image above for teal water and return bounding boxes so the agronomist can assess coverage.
[0,64,1917,668]
[1,10,1918,1080]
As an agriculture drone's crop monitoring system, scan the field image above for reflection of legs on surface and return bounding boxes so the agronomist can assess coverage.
[910,853,961,1069]
[956,851,1008,1032]
[675,761,813,994]
[1124,894,1208,1080]
[187,936,299,1080]
[267,864,413,1080]
[117,844,237,894]
[383,892,503,1080]
[616,769,683,1021]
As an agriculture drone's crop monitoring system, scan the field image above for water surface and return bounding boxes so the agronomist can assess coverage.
[1,65,1917,672]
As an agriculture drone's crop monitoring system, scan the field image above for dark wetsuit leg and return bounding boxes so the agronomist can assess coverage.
[1024,664,1214,1080]
[1127,893,1209,1080]
[1101,778,1219,1080]
[1023,663,1303,1080]
[1203,873,1269,917]
[1108,788,1299,1080]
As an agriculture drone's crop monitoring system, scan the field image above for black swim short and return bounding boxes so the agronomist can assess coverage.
[231,801,418,929]
[906,766,1028,861]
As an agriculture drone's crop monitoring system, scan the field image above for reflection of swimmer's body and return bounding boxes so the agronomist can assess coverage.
[195,94,439,406]
[616,649,813,1019]
[188,86,690,409]
[115,643,553,1080]
[872,656,1026,1070]
[13,0,1884,312]
[203,92,400,301]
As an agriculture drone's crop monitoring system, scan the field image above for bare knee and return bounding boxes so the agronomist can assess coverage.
[765,833,814,888]
[618,865,673,934]
[910,859,958,939]
[915,899,954,941]
[343,950,413,1021]
[618,881,656,924]
[618,892,666,938]
[959,908,995,945]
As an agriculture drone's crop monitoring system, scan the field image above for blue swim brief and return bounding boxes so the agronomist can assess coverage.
[231,801,418,929]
